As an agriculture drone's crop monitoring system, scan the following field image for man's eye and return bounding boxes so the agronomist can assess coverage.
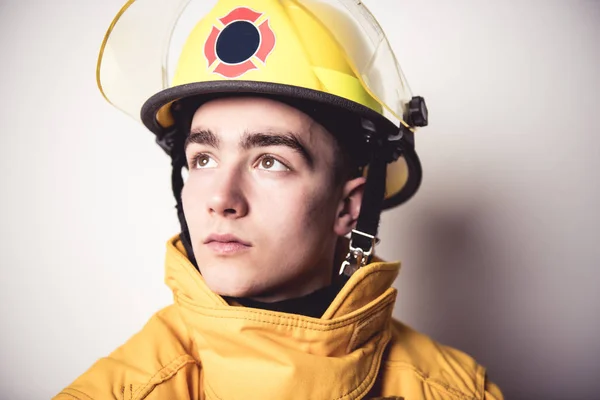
[193,154,218,169]
[256,156,289,172]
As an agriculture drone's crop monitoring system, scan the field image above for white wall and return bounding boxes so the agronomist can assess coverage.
[0,1,598,399]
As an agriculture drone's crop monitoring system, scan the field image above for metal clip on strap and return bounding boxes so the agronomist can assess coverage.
[339,229,378,276]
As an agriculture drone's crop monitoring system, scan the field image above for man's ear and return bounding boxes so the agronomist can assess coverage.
[334,176,366,236]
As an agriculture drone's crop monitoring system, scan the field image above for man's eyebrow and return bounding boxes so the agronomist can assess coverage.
[185,128,220,150]
[240,131,314,167]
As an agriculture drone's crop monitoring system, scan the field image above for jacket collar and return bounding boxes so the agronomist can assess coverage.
[164,235,401,399]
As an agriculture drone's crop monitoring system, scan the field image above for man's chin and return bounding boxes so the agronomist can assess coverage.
[203,273,268,299]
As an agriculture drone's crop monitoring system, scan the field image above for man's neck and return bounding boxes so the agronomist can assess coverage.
[223,274,349,318]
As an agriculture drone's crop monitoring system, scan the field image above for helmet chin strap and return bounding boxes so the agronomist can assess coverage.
[172,158,198,269]
[339,120,404,277]
[157,107,200,270]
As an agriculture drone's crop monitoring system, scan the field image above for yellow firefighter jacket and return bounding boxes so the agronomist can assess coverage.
[54,236,503,399]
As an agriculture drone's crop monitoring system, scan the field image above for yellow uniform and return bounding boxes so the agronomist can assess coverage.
[55,236,502,400]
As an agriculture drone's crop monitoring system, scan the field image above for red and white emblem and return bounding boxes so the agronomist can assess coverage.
[204,7,276,78]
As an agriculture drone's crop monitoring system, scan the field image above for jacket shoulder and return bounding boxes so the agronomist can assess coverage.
[375,319,501,400]
[54,305,200,400]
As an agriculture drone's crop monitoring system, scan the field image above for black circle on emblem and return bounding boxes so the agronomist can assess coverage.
[216,21,260,64]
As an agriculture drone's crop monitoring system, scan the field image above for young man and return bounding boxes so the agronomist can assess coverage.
[55,0,503,398]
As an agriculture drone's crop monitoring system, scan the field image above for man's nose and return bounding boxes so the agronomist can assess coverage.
[207,166,248,219]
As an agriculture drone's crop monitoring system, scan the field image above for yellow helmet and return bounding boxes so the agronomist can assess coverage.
[97,0,428,210]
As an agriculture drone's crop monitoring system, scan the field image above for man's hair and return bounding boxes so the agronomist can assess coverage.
[303,106,366,185]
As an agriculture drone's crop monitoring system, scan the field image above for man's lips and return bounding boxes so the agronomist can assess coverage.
[203,234,252,255]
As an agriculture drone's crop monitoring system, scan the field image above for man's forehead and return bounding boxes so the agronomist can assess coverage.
[189,96,323,144]
[192,97,306,125]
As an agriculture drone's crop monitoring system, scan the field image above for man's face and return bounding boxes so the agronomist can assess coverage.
[182,97,364,301]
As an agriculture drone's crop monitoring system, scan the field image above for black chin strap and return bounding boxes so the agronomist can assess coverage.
[340,120,402,276]
[172,156,198,269]
[352,151,387,251]
[158,119,199,269]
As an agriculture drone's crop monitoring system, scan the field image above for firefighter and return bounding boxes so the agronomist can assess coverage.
[55,0,502,398]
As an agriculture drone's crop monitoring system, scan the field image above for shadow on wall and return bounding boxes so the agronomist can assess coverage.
[385,197,524,399]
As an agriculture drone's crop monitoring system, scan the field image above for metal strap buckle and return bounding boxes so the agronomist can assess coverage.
[339,229,378,276]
